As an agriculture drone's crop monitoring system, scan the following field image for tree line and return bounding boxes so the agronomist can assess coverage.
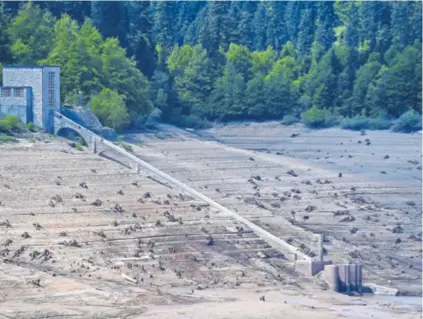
[0,1,421,131]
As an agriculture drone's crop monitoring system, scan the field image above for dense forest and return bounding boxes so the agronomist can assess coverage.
[0,1,421,131]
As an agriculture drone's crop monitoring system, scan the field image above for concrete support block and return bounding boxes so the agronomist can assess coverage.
[91,138,97,154]
[325,264,363,293]
[324,265,339,292]
[133,163,141,174]
[295,260,333,277]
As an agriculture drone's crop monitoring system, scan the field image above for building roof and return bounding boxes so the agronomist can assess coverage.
[3,65,60,69]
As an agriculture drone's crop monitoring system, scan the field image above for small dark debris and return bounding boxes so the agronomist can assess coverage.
[111,204,124,213]
[339,216,356,222]
[305,205,316,213]
[21,232,31,238]
[392,225,404,234]
[287,170,298,177]
[350,227,359,234]
[91,199,102,206]
[33,223,42,231]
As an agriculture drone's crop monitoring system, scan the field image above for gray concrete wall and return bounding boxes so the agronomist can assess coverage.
[0,87,32,123]
[42,67,60,132]
[3,67,43,127]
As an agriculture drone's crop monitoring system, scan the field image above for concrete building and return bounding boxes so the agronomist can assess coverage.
[0,66,60,131]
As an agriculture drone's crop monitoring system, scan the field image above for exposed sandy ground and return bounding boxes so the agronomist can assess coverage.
[0,129,420,318]
[123,122,422,296]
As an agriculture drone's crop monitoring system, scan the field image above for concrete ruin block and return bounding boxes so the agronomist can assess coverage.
[295,260,333,277]
[325,264,363,293]
[365,283,398,296]
[324,265,339,292]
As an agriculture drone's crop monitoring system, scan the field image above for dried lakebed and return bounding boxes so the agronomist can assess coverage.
[124,122,422,297]
[0,132,420,319]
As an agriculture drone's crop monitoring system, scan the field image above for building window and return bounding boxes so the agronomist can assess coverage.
[14,88,24,97]
[48,72,55,107]
[1,88,11,97]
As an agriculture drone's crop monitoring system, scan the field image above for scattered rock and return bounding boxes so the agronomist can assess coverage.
[348,250,361,259]
[117,190,124,195]
[207,235,215,246]
[392,225,404,234]
[0,220,12,228]
[350,227,359,234]
[287,170,298,177]
[111,204,124,213]
[305,205,316,213]
[339,215,356,222]
[21,232,31,238]
[290,133,300,138]
[74,193,86,200]
[91,199,102,206]
[33,222,42,231]
[79,182,88,189]
[384,155,390,160]
[338,173,342,178]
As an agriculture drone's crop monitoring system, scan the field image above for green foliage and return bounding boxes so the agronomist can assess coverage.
[301,106,339,128]
[280,115,300,126]
[26,122,37,132]
[392,110,422,133]
[74,142,84,151]
[169,109,212,129]
[0,135,18,143]
[1,2,421,131]
[90,88,130,132]
[341,116,392,131]
[133,108,162,130]
[0,115,20,132]
[8,2,55,64]
[119,141,133,152]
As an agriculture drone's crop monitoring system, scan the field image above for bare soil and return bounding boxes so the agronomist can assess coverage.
[0,127,420,318]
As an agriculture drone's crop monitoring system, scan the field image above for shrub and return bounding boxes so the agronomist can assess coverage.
[280,114,300,126]
[26,122,37,132]
[341,116,392,131]
[392,110,422,133]
[133,108,162,130]
[0,135,18,143]
[0,115,20,132]
[169,109,212,129]
[301,106,339,128]
[119,141,133,152]
[76,135,87,146]
[74,142,84,151]
[91,88,131,132]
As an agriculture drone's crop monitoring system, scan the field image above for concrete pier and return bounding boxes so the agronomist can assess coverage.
[324,264,363,293]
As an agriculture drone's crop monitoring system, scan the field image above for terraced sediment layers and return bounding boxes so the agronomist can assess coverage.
[123,123,422,296]
[0,134,420,319]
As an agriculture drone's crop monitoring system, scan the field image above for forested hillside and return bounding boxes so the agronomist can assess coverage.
[0,1,421,131]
